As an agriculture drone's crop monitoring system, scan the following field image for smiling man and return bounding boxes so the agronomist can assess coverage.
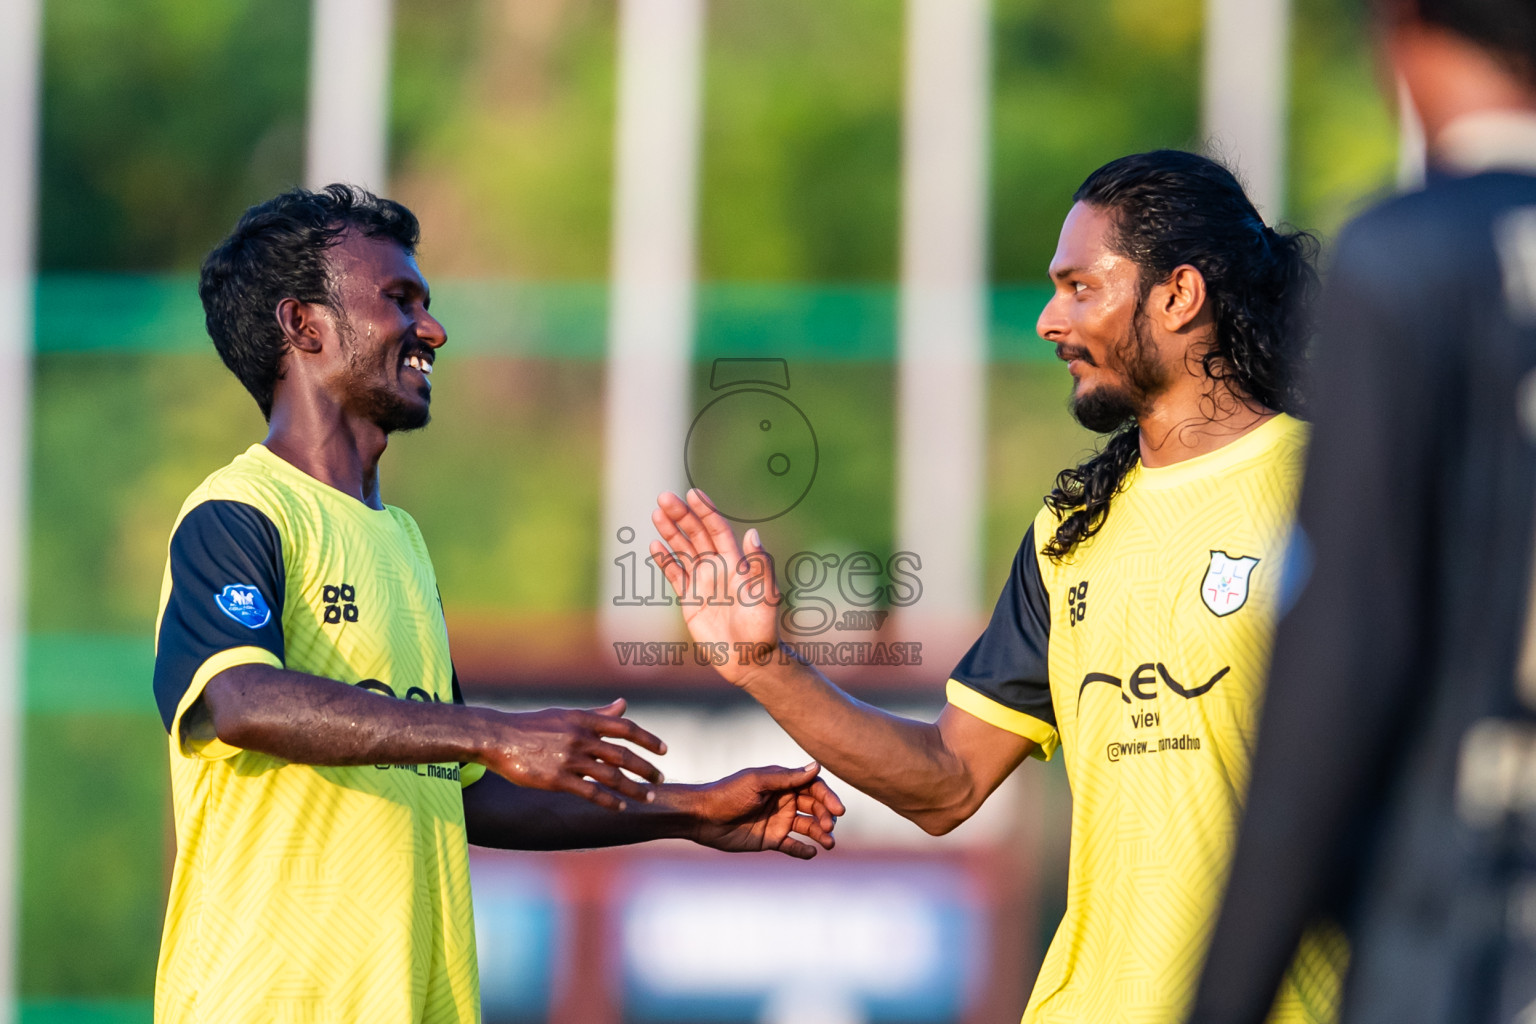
[649,150,1341,1023]
[152,185,842,1024]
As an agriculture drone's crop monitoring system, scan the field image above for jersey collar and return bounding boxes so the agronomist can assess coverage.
[1131,413,1304,491]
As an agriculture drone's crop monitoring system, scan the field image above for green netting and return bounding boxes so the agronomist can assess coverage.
[19,1001,152,1024]
[33,276,1057,362]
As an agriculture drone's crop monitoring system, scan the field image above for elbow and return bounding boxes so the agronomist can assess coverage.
[201,671,261,747]
[205,695,253,748]
[902,786,982,837]
[913,812,965,837]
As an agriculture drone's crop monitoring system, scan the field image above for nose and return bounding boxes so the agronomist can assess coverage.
[1037,292,1069,344]
[419,309,447,350]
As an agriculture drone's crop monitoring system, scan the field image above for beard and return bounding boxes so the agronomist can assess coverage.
[1067,307,1167,434]
[336,316,432,434]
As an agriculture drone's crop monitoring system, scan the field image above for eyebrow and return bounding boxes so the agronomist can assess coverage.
[1050,265,1082,281]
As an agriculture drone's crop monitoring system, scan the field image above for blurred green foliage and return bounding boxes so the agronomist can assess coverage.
[990,0,1204,280]
[1289,0,1400,238]
[41,0,1395,279]
[39,0,308,271]
[19,714,164,999]
[699,0,902,281]
[391,0,619,277]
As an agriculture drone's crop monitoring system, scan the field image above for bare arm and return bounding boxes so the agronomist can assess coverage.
[198,662,667,811]
[651,489,1036,835]
[463,763,845,857]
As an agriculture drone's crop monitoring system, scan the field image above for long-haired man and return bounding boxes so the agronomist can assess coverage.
[650,149,1342,1022]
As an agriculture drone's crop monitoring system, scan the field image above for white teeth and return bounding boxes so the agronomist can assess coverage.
[404,355,433,374]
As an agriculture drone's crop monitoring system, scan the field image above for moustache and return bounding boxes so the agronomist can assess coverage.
[1055,344,1095,366]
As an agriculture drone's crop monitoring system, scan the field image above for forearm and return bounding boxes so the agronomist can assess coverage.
[201,662,490,766]
[463,772,698,850]
[739,655,974,832]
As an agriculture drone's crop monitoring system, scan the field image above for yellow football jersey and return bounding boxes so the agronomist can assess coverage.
[947,414,1344,1024]
[152,444,486,1024]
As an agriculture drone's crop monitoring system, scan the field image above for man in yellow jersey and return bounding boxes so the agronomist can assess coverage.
[153,185,843,1024]
[649,151,1341,1023]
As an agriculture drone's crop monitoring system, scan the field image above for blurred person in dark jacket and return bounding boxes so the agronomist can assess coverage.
[1188,2,1536,1022]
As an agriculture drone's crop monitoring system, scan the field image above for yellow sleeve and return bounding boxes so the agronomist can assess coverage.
[946,678,1060,761]
[170,646,284,760]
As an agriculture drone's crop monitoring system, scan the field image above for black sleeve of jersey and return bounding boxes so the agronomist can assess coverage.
[153,500,286,731]
[950,524,1055,728]
[1188,209,1446,1023]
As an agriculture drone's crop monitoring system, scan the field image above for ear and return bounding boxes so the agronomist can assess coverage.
[274,297,328,354]
[1148,264,1208,334]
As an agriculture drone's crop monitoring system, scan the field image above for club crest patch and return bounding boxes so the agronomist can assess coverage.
[1201,551,1259,617]
[215,584,271,629]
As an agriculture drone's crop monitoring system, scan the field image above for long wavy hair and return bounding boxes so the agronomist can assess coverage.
[1041,150,1319,562]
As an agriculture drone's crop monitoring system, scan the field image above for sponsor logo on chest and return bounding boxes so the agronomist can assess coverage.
[321,582,359,624]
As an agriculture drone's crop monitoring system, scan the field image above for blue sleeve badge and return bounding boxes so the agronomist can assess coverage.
[215,584,272,629]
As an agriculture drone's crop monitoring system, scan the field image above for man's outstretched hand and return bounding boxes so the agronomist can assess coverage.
[678,763,846,859]
[201,666,669,814]
[651,488,785,687]
[478,698,667,812]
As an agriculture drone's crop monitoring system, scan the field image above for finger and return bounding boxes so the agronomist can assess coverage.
[587,713,668,756]
[589,698,627,718]
[648,540,690,599]
[795,790,838,833]
[588,739,666,784]
[667,491,725,561]
[806,777,846,817]
[578,759,659,802]
[685,488,747,564]
[741,762,820,793]
[562,776,628,813]
[651,503,700,562]
[775,834,818,860]
[790,811,836,850]
[741,529,785,604]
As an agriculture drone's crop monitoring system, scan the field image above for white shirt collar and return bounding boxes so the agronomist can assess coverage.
[1436,109,1536,175]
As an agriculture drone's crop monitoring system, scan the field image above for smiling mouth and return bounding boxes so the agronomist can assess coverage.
[403,353,434,379]
[1055,344,1094,367]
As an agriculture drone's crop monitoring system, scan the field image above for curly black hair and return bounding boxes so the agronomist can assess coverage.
[199,184,420,420]
[1041,150,1320,562]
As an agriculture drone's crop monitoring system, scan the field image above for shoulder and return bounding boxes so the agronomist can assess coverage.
[172,447,294,537]
[1030,504,1061,547]
[384,504,425,541]
[1335,173,1536,297]
[1028,506,1072,589]
[384,505,434,562]
[1268,414,1309,463]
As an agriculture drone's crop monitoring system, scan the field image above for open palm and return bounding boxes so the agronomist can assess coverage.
[651,488,784,686]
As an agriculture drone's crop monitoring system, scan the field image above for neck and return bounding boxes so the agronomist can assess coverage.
[1136,380,1276,468]
[263,397,389,509]
[1395,22,1536,158]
